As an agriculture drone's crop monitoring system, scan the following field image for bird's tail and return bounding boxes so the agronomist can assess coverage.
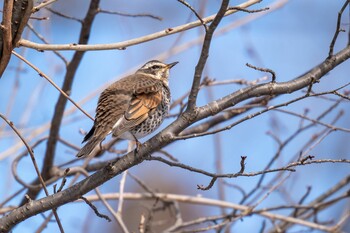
[76,136,103,158]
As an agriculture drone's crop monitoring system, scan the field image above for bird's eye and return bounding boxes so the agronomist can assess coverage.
[151,65,161,69]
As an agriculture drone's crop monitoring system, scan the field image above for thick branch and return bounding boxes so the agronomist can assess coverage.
[0,0,13,75]
[0,0,33,77]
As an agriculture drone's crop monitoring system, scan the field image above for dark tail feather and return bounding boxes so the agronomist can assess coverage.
[76,136,103,158]
[82,125,95,143]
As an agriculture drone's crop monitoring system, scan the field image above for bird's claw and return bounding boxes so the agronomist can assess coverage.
[133,141,142,156]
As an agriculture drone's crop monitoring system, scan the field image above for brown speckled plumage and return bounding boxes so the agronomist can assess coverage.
[76,60,178,158]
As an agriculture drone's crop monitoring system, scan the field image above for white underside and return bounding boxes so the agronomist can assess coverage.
[109,117,136,140]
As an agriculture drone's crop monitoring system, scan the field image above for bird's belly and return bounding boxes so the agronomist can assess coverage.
[128,107,167,139]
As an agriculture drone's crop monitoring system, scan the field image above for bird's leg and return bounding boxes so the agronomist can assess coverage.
[135,140,142,154]
[130,134,141,156]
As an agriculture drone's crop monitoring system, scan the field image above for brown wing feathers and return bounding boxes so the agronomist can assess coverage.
[125,92,162,120]
[112,79,163,138]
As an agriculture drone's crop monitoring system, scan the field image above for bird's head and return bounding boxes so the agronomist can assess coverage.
[137,60,178,82]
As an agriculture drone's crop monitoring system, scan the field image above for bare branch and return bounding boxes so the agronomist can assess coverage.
[79,192,338,232]
[98,8,162,21]
[80,196,111,222]
[246,63,277,82]
[18,0,262,51]
[45,7,83,23]
[186,0,230,111]
[0,0,33,77]
[328,0,350,58]
[229,6,270,13]
[239,156,247,174]
[0,0,14,77]
[178,0,208,31]
[12,51,93,121]
[0,114,64,232]
[31,0,58,13]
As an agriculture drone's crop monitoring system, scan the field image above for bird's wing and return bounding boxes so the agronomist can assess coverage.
[91,78,135,140]
[112,77,163,138]
[125,91,162,120]
[84,74,164,141]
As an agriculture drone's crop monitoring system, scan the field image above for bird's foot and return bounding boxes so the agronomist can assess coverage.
[133,140,142,156]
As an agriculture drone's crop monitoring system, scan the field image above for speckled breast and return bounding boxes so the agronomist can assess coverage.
[130,86,171,138]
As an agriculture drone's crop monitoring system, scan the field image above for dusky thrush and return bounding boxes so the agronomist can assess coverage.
[76,60,178,158]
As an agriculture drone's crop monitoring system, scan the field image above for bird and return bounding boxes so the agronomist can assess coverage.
[76,60,178,158]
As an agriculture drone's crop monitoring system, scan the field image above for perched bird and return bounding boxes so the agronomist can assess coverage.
[76,60,178,158]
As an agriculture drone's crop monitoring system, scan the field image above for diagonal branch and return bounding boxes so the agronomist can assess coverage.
[31,0,57,13]
[328,0,350,58]
[178,0,208,31]
[12,51,93,121]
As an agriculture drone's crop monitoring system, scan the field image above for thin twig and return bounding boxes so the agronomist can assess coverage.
[229,6,270,13]
[246,63,276,82]
[11,51,93,121]
[149,155,349,180]
[249,174,291,211]
[80,196,111,222]
[271,175,350,232]
[32,0,58,13]
[239,156,247,174]
[46,7,82,23]
[330,211,350,232]
[292,186,312,217]
[186,0,230,111]
[328,0,350,58]
[56,168,70,193]
[116,170,130,233]
[114,141,133,233]
[197,177,217,191]
[98,8,162,20]
[178,0,208,31]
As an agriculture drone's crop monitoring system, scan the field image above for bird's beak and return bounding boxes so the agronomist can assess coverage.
[166,61,179,69]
